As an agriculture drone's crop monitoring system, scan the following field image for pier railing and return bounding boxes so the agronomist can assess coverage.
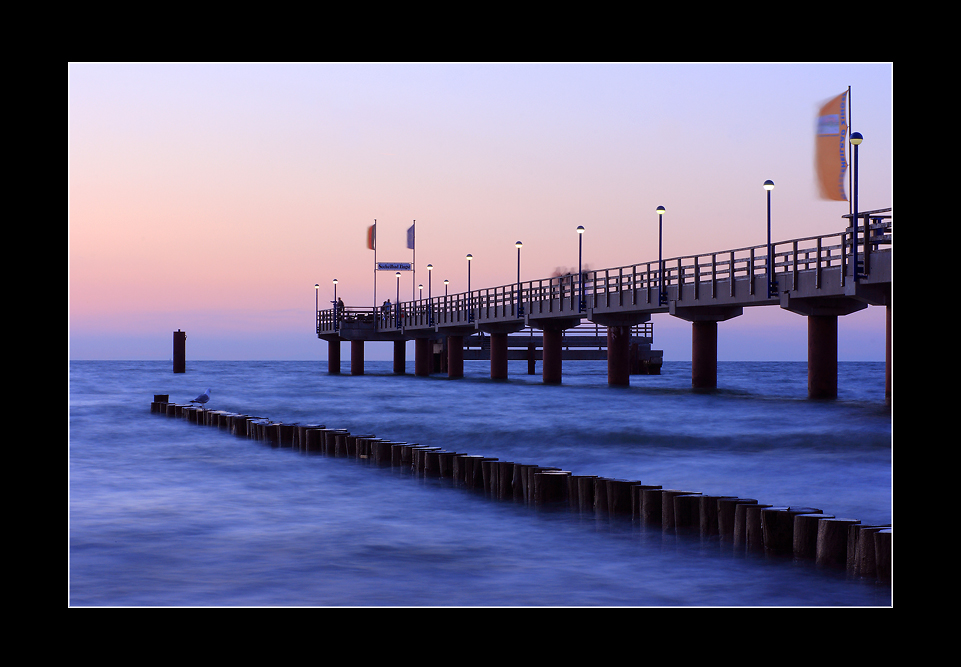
[317,210,891,337]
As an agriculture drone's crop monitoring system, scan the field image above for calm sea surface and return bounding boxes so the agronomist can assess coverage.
[69,360,892,606]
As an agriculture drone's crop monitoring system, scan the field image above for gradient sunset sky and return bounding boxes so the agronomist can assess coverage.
[68,63,893,362]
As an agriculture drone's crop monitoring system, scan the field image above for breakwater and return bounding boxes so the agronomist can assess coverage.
[150,394,891,586]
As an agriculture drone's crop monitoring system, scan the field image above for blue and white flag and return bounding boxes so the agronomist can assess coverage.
[406,223,415,250]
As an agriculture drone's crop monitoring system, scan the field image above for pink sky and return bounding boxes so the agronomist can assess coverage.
[69,63,892,361]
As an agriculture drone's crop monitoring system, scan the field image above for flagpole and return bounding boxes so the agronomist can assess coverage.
[373,219,377,310]
[412,220,416,302]
[847,85,852,216]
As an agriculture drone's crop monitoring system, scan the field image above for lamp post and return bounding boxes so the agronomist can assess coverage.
[577,226,585,311]
[656,206,666,306]
[515,241,523,316]
[314,284,319,328]
[395,271,401,327]
[444,278,450,324]
[764,180,775,298]
[466,253,473,321]
[426,263,433,324]
[850,132,863,283]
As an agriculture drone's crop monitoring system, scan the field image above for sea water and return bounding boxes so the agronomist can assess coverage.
[68,360,892,606]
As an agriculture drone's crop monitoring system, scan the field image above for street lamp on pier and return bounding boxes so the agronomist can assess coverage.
[656,206,666,306]
[515,241,523,317]
[426,264,433,324]
[577,226,585,311]
[764,180,775,298]
[466,254,473,321]
[850,132,863,283]
[395,271,401,327]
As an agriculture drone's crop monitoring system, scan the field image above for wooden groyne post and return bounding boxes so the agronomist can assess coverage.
[150,394,892,587]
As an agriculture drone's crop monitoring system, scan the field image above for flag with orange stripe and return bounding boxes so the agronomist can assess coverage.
[815,91,849,201]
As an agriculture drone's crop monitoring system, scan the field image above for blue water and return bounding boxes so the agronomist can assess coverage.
[69,360,892,606]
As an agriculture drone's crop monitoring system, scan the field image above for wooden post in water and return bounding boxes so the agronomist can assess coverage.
[815,517,861,568]
[631,484,662,523]
[742,504,780,551]
[173,330,186,373]
[672,493,703,530]
[699,495,738,537]
[875,529,891,584]
[793,513,834,559]
[718,498,757,540]
[761,507,821,555]
[661,490,699,531]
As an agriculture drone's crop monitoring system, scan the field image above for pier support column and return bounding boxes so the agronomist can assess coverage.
[351,340,364,375]
[885,301,892,406]
[393,340,406,374]
[532,317,580,385]
[669,305,742,390]
[779,294,867,400]
[327,338,341,374]
[490,332,508,380]
[607,325,631,387]
[590,313,650,387]
[415,337,431,376]
[808,315,838,399]
[448,335,464,378]
[542,329,562,384]
[691,321,718,390]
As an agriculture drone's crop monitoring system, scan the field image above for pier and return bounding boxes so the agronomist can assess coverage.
[317,209,892,400]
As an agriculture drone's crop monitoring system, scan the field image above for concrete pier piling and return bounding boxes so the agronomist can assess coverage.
[150,395,891,587]
[328,339,341,374]
[351,340,365,375]
[415,338,431,376]
[447,335,464,378]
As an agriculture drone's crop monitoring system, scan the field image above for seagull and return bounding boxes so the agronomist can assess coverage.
[190,388,211,412]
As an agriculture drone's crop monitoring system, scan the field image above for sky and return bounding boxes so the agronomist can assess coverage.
[68,63,893,362]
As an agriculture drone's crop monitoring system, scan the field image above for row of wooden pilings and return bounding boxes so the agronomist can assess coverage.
[151,395,891,586]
